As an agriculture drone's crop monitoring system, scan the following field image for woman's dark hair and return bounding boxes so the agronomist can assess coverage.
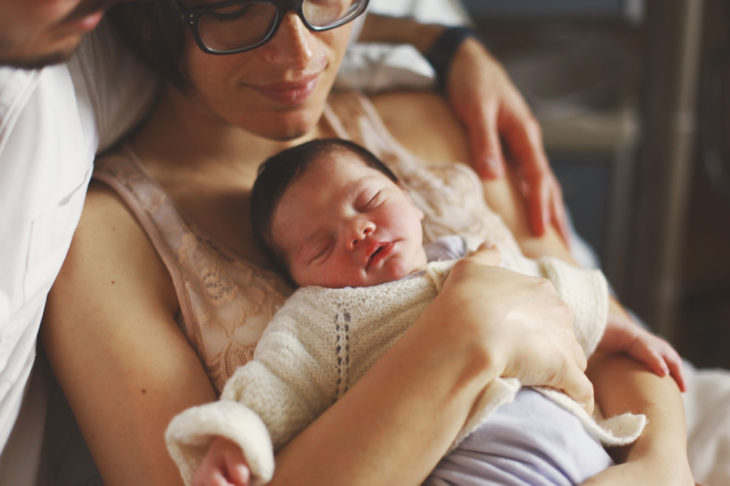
[108,0,191,90]
[251,138,399,279]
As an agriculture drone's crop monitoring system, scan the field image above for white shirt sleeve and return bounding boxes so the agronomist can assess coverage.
[68,19,159,151]
[0,17,157,457]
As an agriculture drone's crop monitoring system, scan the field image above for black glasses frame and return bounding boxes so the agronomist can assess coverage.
[178,0,369,55]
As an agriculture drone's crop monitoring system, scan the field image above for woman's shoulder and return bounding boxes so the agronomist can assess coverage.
[368,91,470,166]
[75,182,173,294]
[52,178,179,329]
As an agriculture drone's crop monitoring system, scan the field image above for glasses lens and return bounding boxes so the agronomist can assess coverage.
[198,1,277,52]
[302,0,366,28]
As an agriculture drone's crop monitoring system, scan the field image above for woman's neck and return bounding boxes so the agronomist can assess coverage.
[133,84,330,183]
[124,84,334,266]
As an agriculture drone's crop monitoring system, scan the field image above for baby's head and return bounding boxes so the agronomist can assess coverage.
[251,138,428,288]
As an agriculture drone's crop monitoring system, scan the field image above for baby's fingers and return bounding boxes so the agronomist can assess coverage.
[628,339,669,378]
[629,334,687,392]
[645,334,687,392]
[663,346,687,392]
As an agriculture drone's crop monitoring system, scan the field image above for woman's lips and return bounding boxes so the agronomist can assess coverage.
[253,76,319,105]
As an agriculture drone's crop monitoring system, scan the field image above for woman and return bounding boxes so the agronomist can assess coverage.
[41,1,693,485]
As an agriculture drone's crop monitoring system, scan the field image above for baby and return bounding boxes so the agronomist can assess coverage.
[166,138,684,486]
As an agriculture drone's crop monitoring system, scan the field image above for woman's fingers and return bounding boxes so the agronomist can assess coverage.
[561,364,595,414]
[443,256,590,408]
[472,242,502,265]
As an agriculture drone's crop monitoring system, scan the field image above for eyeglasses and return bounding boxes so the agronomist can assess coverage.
[178,0,369,55]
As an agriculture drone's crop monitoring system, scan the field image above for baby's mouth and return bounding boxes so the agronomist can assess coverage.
[366,242,394,270]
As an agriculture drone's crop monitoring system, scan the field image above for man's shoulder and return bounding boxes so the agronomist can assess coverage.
[0,64,72,132]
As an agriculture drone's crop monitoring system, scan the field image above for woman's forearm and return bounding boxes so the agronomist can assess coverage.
[271,249,592,486]
[271,292,496,485]
[586,352,693,481]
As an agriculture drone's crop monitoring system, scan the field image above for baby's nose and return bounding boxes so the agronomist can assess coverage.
[346,220,375,250]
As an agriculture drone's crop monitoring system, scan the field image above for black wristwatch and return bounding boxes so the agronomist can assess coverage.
[424,26,481,92]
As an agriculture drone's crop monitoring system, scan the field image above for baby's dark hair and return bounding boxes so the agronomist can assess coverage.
[251,138,399,279]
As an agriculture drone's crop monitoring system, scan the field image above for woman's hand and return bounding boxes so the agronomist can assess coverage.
[271,244,592,486]
[438,244,593,410]
[357,14,569,242]
[445,38,570,244]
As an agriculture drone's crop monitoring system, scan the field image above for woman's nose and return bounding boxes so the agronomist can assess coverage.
[345,219,375,250]
[259,12,314,69]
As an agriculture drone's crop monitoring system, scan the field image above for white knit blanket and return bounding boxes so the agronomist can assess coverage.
[166,254,645,485]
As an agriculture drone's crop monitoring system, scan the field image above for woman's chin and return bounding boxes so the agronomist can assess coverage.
[250,111,322,141]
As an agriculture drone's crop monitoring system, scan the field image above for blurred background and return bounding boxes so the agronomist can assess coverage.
[462,0,730,370]
[370,0,730,369]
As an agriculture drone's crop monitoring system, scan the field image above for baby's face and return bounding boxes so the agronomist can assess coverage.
[271,152,428,288]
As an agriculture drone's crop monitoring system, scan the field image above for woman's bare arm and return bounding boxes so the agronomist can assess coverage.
[359,15,570,242]
[372,90,572,263]
[42,184,216,486]
[44,182,588,486]
[584,353,694,485]
[375,90,692,481]
[272,247,590,485]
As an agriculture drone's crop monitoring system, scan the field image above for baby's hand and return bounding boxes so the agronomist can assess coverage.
[192,436,251,486]
[598,313,686,392]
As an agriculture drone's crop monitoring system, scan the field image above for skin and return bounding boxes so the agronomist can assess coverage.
[195,136,687,483]
[0,0,117,68]
[359,14,570,242]
[444,37,570,242]
[0,0,569,245]
[373,90,695,485]
[0,0,571,243]
[42,10,592,486]
[272,151,428,288]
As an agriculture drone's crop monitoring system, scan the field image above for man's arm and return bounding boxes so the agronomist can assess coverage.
[69,19,158,151]
[357,13,570,242]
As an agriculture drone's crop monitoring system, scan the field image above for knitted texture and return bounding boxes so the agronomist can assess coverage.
[166,249,645,484]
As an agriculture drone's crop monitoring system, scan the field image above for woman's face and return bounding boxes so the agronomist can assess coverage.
[181,2,354,141]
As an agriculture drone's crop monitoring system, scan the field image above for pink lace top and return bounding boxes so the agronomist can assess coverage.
[93,92,520,393]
